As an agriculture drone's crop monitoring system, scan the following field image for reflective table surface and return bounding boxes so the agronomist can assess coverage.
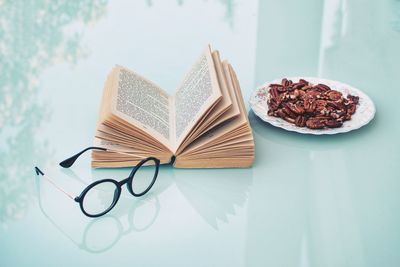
[1,0,399,266]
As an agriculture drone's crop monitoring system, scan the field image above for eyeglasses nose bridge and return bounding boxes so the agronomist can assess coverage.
[118,177,130,187]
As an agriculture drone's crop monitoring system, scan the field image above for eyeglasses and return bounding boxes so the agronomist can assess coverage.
[34,147,160,218]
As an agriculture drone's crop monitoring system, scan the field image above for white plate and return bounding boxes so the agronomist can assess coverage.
[249,77,376,135]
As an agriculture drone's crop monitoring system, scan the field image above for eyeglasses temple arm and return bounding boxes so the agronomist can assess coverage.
[35,167,75,200]
[59,146,107,168]
[34,175,80,246]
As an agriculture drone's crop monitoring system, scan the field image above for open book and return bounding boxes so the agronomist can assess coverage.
[92,45,254,168]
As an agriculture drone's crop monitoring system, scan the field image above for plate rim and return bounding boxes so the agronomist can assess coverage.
[249,77,376,135]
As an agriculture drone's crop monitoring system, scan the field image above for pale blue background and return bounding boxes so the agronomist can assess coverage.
[1,0,399,266]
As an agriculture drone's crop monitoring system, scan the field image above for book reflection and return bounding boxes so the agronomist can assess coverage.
[174,168,253,229]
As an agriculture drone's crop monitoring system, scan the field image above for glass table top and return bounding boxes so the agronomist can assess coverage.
[1,0,399,266]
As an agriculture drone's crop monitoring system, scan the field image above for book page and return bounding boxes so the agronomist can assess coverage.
[174,63,254,168]
[110,66,173,149]
[174,53,238,155]
[177,63,252,157]
[173,46,222,149]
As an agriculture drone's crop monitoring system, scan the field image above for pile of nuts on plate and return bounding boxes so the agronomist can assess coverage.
[267,78,359,129]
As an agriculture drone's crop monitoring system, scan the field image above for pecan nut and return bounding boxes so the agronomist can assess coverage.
[326,90,343,101]
[295,116,307,127]
[306,117,325,129]
[266,78,359,130]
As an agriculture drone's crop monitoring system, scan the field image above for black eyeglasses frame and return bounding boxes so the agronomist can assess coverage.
[35,147,160,218]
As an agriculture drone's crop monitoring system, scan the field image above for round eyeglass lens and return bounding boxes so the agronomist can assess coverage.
[130,159,157,196]
[82,181,119,216]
